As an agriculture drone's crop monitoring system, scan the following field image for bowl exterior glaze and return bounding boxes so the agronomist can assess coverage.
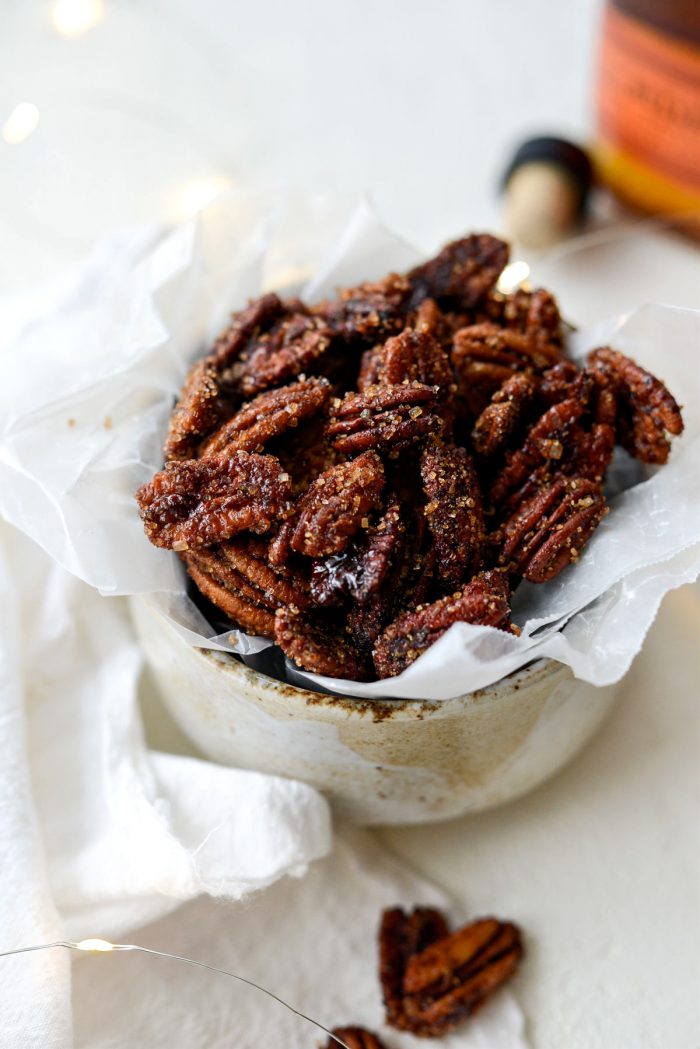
[131,597,620,825]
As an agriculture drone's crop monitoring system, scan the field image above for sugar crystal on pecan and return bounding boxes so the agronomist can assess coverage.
[408,234,509,310]
[274,606,373,680]
[327,382,442,455]
[421,441,485,588]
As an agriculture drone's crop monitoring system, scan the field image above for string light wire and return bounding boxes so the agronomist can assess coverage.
[0,939,351,1048]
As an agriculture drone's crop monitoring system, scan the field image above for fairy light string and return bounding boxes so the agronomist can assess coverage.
[0,939,351,1049]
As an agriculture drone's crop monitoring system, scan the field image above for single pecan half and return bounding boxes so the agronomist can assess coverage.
[310,501,402,607]
[375,329,455,390]
[135,450,293,549]
[327,382,442,455]
[210,292,286,369]
[499,476,608,583]
[379,907,451,1031]
[199,377,331,456]
[587,347,684,464]
[485,287,563,345]
[489,395,587,508]
[315,273,412,344]
[407,234,509,310]
[399,918,523,1037]
[228,303,335,399]
[164,359,238,463]
[322,1028,389,1049]
[373,571,513,678]
[183,549,276,637]
[471,372,538,458]
[420,441,485,588]
[289,450,385,558]
[274,606,373,680]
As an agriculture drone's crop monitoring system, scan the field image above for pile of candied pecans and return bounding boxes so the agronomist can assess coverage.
[136,234,684,682]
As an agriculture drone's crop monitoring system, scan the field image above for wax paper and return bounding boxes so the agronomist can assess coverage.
[0,193,698,698]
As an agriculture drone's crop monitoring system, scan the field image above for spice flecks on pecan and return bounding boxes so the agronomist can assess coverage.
[183,551,276,637]
[316,273,411,344]
[587,346,683,463]
[421,442,484,588]
[274,606,373,680]
[210,292,285,369]
[310,501,402,607]
[164,360,236,463]
[472,372,538,458]
[500,476,608,583]
[290,451,385,558]
[373,571,512,678]
[199,377,331,456]
[229,304,335,398]
[135,450,292,549]
[379,907,450,1031]
[327,382,442,455]
[376,329,454,390]
[408,234,509,310]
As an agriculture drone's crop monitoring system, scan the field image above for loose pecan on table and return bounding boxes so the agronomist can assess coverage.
[321,1028,389,1049]
[379,907,523,1038]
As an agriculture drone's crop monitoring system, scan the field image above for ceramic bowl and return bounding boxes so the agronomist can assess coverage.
[131,596,621,825]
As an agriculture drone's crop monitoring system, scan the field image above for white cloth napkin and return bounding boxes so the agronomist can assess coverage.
[0,240,528,1048]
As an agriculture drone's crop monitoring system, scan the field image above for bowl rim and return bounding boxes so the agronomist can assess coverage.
[195,640,566,723]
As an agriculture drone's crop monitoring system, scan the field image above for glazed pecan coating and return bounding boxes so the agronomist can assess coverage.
[322,1028,389,1049]
[373,571,512,678]
[379,907,523,1038]
[290,451,385,558]
[500,477,608,583]
[421,442,484,588]
[210,292,286,369]
[316,274,411,344]
[408,234,509,310]
[472,372,538,458]
[164,359,236,463]
[199,377,331,456]
[229,304,335,398]
[375,329,454,390]
[310,501,402,607]
[400,919,523,1037]
[485,287,563,345]
[184,550,276,637]
[274,606,373,680]
[379,907,450,1031]
[136,450,293,550]
[587,347,683,464]
[327,382,442,455]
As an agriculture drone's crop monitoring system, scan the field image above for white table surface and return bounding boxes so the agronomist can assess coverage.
[3,3,699,1047]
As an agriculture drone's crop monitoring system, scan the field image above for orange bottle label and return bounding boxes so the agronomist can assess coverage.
[597,5,700,195]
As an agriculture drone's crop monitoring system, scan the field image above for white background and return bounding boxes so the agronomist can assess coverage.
[2,2,699,1047]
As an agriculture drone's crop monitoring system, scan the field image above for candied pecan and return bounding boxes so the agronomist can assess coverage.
[453,322,563,376]
[316,273,411,343]
[135,450,292,549]
[322,1028,389,1049]
[539,360,581,406]
[485,287,563,343]
[587,347,683,464]
[566,423,616,483]
[199,377,331,456]
[357,346,383,392]
[164,359,238,462]
[327,383,442,455]
[210,292,286,369]
[229,304,335,398]
[375,329,454,390]
[310,501,402,607]
[471,372,538,457]
[407,234,509,310]
[290,451,385,558]
[379,907,450,1031]
[420,442,485,588]
[274,606,373,680]
[219,537,311,610]
[499,476,608,583]
[373,571,513,678]
[184,551,276,637]
[489,396,587,507]
[400,918,523,1037]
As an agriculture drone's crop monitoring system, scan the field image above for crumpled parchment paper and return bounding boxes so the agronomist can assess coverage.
[1,193,698,698]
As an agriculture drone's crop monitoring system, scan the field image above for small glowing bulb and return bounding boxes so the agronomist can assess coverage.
[174,176,232,220]
[2,103,40,145]
[51,0,105,37]
[496,260,531,294]
[74,938,115,952]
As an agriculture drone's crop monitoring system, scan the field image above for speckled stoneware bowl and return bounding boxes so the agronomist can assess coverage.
[131,596,621,825]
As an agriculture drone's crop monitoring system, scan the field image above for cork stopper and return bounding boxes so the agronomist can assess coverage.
[502,137,593,250]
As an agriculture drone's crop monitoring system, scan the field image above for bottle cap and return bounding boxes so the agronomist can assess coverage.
[501,136,594,249]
